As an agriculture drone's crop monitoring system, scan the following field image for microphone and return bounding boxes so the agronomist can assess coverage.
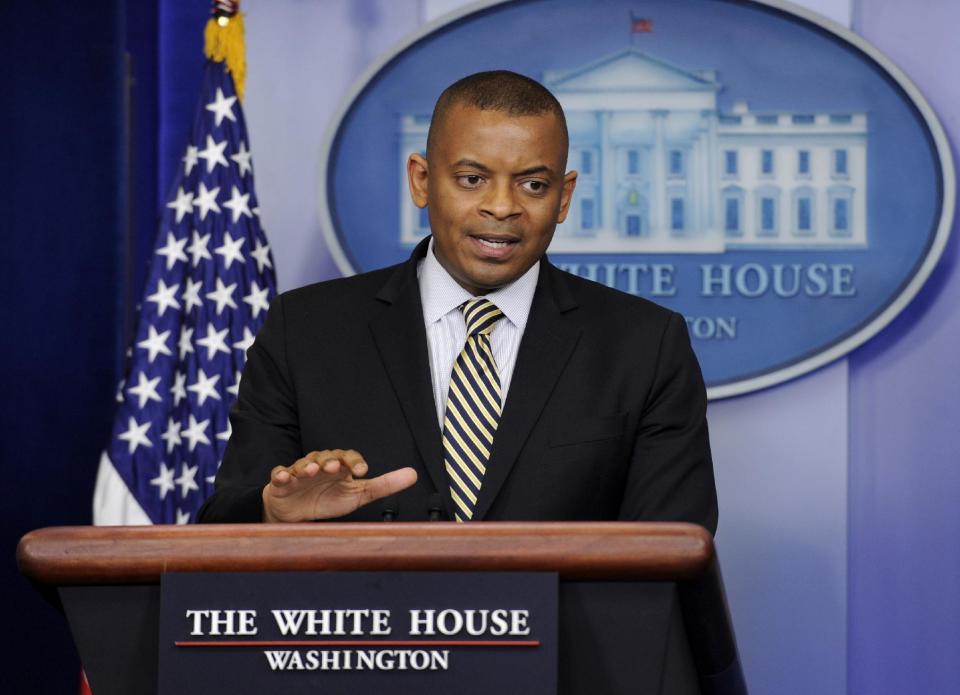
[381,496,399,522]
[427,493,444,521]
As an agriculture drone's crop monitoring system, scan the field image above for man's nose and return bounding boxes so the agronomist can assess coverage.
[479,180,521,220]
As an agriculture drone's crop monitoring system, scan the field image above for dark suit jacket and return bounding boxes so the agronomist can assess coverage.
[198,238,717,531]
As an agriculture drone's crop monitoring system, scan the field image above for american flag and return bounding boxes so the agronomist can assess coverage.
[93,57,276,525]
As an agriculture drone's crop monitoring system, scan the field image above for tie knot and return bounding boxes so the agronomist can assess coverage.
[462,298,503,337]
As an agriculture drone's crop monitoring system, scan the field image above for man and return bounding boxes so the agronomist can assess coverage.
[198,71,717,532]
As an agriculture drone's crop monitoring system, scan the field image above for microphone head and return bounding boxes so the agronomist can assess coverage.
[427,493,444,521]
[381,495,399,521]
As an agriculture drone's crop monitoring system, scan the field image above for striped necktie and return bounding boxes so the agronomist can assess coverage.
[442,297,504,522]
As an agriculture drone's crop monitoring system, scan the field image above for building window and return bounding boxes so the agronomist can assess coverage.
[761,198,776,233]
[756,114,779,125]
[833,149,848,176]
[670,198,685,232]
[756,187,780,236]
[828,186,854,237]
[830,114,853,124]
[797,197,812,233]
[722,186,744,236]
[581,150,593,175]
[798,150,810,176]
[724,150,738,176]
[833,199,849,234]
[725,199,740,233]
[669,149,684,177]
[761,149,774,176]
[792,187,816,236]
[626,214,642,237]
[792,114,815,124]
[627,150,640,175]
[581,198,595,230]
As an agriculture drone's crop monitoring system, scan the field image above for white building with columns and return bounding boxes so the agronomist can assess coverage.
[399,48,868,253]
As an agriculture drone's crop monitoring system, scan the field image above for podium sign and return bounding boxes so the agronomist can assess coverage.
[158,571,558,695]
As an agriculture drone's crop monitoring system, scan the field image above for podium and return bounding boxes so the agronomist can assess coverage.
[17,522,746,694]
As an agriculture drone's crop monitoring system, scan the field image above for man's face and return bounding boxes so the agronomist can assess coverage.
[407,103,577,295]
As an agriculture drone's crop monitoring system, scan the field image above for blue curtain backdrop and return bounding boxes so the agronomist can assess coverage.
[0,1,205,690]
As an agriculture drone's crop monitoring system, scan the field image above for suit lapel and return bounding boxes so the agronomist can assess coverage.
[368,240,451,515]
[473,263,582,520]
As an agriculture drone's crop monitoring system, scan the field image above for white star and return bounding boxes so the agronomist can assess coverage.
[137,325,173,363]
[117,416,152,454]
[231,140,253,177]
[205,87,237,127]
[150,462,176,500]
[227,370,242,397]
[175,508,192,525]
[160,417,182,454]
[250,240,273,273]
[182,277,203,312]
[115,378,125,403]
[206,459,222,485]
[188,368,221,406]
[182,145,199,175]
[222,186,252,223]
[205,277,238,314]
[196,323,230,360]
[214,231,246,269]
[243,282,271,318]
[193,182,221,221]
[187,230,212,266]
[182,414,211,451]
[146,279,180,317]
[170,371,187,406]
[197,134,229,173]
[175,463,200,498]
[127,371,162,409]
[155,232,188,270]
[178,325,194,361]
[166,186,194,223]
[217,419,233,442]
[232,327,255,355]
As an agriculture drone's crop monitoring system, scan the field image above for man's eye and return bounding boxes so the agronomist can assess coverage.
[522,180,548,194]
[458,174,484,187]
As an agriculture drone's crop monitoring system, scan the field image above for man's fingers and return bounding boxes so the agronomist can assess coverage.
[296,450,367,477]
[358,467,418,507]
[270,465,292,486]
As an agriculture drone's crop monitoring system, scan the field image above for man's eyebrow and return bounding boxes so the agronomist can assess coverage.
[451,159,492,173]
[451,160,556,178]
[513,164,555,178]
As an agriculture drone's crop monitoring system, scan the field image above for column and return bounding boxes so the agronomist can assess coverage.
[704,109,718,231]
[652,110,667,236]
[599,110,616,235]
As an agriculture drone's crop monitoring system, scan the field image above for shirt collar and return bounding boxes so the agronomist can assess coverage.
[418,237,539,331]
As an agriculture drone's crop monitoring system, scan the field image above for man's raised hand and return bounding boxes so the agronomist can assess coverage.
[261,449,418,522]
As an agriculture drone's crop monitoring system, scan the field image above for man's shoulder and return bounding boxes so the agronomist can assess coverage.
[275,262,406,319]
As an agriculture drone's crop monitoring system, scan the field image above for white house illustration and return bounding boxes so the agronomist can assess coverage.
[399,48,867,253]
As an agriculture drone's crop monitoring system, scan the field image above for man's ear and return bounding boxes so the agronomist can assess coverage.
[556,170,578,224]
[407,153,429,208]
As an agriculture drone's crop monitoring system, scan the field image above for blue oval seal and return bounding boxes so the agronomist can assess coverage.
[318,0,954,399]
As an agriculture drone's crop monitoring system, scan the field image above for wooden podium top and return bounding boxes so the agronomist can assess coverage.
[18,521,713,585]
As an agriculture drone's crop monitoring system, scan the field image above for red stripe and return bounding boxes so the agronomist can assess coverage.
[175,640,540,647]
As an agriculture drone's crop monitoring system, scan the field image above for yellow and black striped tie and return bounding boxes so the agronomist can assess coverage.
[442,297,504,522]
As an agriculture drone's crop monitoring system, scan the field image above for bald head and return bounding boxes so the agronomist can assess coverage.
[426,70,569,167]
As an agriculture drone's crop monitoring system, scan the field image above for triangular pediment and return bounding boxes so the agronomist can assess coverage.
[544,48,718,92]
